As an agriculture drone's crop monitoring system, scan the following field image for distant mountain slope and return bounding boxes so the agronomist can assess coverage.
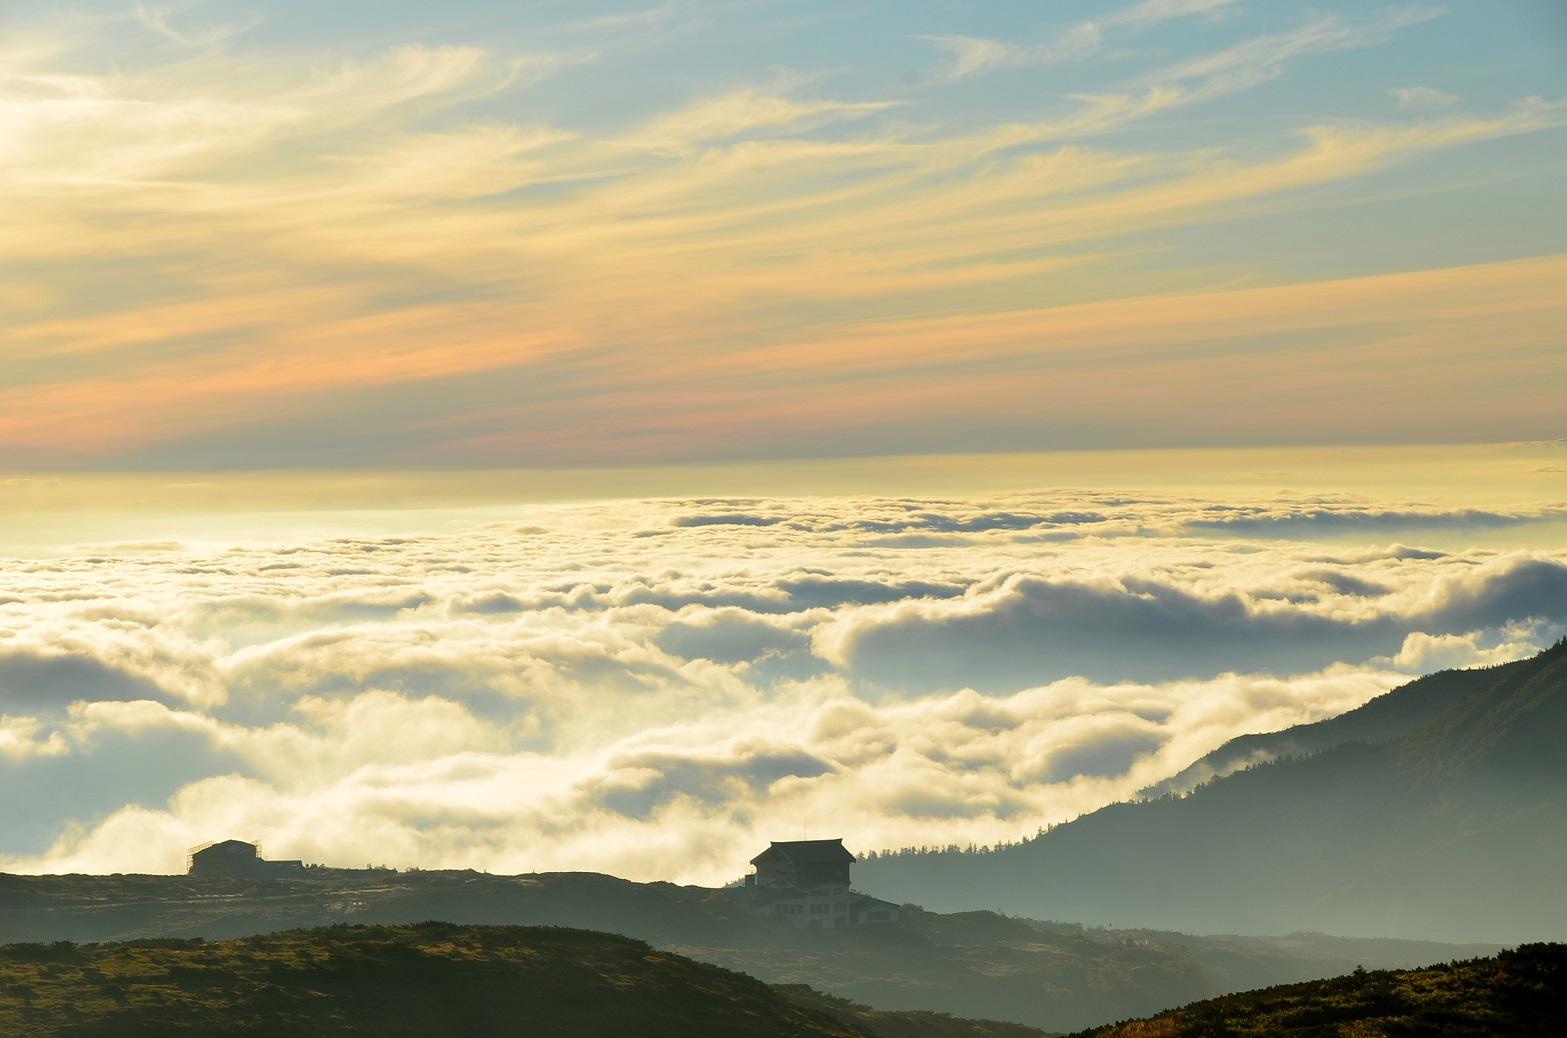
[857,641,1567,943]
[0,922,1050,1038]
[1142,661,1514,797]
[0,870,1495,1033]
[1074,943,1567,1038]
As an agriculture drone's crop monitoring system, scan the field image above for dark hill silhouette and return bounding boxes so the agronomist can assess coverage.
[0,870,1495,1033]
[1074,943,1567,1038]
[0,922,1050,1038]
[856,641,1567,943]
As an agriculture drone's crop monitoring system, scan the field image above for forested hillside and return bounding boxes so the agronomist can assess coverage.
[1141,661,1513,797]
[858,642,1567,943]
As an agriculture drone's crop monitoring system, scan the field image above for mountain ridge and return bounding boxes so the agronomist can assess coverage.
[857,641,1567,943]
[1142,651,1543,798]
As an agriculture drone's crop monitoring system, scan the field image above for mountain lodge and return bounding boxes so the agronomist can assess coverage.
[744,838,900,929]
[187,840,305,878]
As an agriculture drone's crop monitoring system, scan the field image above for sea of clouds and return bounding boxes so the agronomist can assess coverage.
[2,490,1565,881]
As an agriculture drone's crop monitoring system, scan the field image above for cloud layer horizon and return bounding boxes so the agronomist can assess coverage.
[3,485,1563,881]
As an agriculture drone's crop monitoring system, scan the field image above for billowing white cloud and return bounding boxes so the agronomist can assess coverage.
[0,490,1562,881]
[814,554,1567,689]
[0,715,69,762]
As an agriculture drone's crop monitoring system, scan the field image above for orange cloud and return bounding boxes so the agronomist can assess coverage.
[1,17,1563,464]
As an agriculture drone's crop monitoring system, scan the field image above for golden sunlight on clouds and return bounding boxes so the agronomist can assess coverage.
[0,7,1564,466]
[2,481,1565,877]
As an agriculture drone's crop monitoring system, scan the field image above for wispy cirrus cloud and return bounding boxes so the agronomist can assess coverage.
[631,88,899,150]
[1143,7,1445,100]
[1109,0,1238,26]
[918,0,1239,82]
[917,25,1103,82]
[1392,84,1458,110]
[133,2,261,48]
[0,3,1561,468]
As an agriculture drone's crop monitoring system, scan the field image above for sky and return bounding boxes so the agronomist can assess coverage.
[1,0,1565,467]
[2,2,1567,881]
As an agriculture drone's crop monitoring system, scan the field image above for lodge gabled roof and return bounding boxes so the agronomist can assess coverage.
[749,838,855,867]
[191,839,258,856]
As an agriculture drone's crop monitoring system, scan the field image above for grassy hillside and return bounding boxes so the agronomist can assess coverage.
[0,922,1052,1038]
[779,986,1051,1038]
[1074,943,1567,1037]
[857,642,1567,942]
